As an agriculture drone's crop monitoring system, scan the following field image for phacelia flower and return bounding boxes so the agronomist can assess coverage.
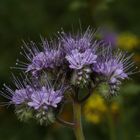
[27,85,65,125]
[44,47,63,69]
[1,74,66,125]
[61,28,98,86]
[12,88,31,105]
[94,59,128,84]
[93,47,136,96]
[0,74,33,106]
[0,27,138,127]
[27,52,46,72]
[66,49,97,70]
[9,77,65,111]
[61,28,94,53]
[28,87,63,110]
[18,39,64,77]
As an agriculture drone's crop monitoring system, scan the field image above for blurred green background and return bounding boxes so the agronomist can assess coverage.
[0,0,140,140]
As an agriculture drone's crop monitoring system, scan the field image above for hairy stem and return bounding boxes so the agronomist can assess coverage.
[73,101,85,140]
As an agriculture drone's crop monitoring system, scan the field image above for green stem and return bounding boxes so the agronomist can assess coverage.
[73,101,85,140]
[107,110,116,140]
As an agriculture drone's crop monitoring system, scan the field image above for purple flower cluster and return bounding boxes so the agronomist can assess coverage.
[1,27,137,125]
[14,87,63,110]
[61,28,93,52]
[3,79,64,125]
[65,49,97,70]
[22,29,98,77]
[27,52,46,73]
[62,28,98,70]
[93,48,133,85]
[12,86,32,105]
[2,77,64,111]
[28,87,63,110]
[92,47,136,96]
[94,59,128,84]
[20,40,63,76]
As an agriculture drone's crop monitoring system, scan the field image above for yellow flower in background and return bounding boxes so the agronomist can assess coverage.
[117,33,139,50]
[84,93,120,124]
[84,94,107,124]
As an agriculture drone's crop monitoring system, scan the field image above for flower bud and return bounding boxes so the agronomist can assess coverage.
[35,108,56,126]
[98,82,110,97]
[15,105,33,122]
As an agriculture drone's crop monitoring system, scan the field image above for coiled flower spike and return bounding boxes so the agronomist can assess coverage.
[1,74,66,125]
[0,27,138,140]
[16,39,64,77]
[93,46,138,97]
[61,28,99,86]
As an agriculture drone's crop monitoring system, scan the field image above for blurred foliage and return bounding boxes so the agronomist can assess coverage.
[0,0,140,140]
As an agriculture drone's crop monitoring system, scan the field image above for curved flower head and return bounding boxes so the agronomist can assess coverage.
[44,47,63,69]
[66,49,97,70]
[1,75,34,105]
[61,28,99,86]
[93,47,136,96]
[0,27,138,126]
[28,86,63,110]
[12,86,33,105]
[27,52,46,72]
[61,27,98,53]
[93,48,131,83]
[26,79,66,125]
[0,73,67,125]
[0,75,34,106]
[17,39,64,77]
[44,88,63,108]
[94,59,128,84]
[12,89,27,105]
[65,48,97,86]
